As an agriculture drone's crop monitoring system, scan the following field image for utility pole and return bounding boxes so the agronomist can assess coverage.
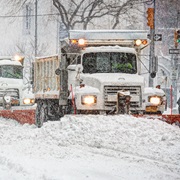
[35,0,38,57]
[147,0,156,87]
[177,11,180,90]
[172,11,180,107]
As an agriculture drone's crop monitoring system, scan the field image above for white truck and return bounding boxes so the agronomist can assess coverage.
[0,56,35,109]
[34,30,149,127]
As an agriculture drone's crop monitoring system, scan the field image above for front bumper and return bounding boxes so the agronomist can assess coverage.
[145,104,165,113]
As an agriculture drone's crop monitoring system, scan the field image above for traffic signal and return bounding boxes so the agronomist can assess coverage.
[174,30,178,47]
[174,30,180,47]
[177,30,180,43]
[147,8,154,29]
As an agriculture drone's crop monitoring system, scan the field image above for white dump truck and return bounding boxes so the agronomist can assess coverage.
[34,30,149,127]
[0,56,34,109]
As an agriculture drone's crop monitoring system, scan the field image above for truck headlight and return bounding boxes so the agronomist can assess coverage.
[81,95,97,105]
[149,96,160,105]
[23,98,35,105]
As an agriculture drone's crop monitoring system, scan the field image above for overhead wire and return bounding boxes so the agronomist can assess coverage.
[0,0,155,19]
[0,13,60,18]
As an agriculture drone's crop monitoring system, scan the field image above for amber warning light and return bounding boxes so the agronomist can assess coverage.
[13,54,24,65]
[71,39,77,44]
[134,39,148,46]
[70,39,86,47]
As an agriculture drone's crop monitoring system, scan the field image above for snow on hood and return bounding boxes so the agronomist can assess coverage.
[69,85,100,98]
[144,87,165,96]
[0,78,23,87]
[81,73,144,86]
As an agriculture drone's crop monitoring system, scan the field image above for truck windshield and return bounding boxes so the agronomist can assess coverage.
[82,52,137,74]
[0,65,23,79]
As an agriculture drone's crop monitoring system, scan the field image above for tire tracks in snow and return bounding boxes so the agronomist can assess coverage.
[43,125,180,177]
[0,153,30,179]
[86,145,180,177]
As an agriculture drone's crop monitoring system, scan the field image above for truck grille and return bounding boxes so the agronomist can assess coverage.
[104,86,142,110]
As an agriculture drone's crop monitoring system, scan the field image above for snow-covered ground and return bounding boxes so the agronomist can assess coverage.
[0,114,180,180]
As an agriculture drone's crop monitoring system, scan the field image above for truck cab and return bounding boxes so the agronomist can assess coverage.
[0,56,34,109]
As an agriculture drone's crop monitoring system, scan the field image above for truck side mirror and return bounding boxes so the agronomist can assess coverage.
[55,68,61,75]
[150,72,156,78]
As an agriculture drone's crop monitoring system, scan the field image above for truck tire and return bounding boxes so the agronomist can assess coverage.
[48,100,62,120]
[35,102,48,128]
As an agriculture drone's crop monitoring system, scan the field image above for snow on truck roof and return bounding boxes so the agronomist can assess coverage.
[69,30,148,40]
[0,56,13,61]
[83,46,137,54]
[0,57,22,66]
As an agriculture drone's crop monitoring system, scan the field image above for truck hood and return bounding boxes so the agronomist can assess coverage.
[81,73,144,87]
[0,78,23,89]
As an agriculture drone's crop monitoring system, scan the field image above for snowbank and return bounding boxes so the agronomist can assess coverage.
[0,115,180,180]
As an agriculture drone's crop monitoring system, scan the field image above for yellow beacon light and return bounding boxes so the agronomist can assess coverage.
[142,39,148,45]
[71,39,77,44]
[14,54,22,61]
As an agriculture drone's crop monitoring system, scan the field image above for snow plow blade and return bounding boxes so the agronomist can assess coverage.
[0,109,35,125]
[161,114,180,124]
[133,114,180,125]
[0,109,180,126]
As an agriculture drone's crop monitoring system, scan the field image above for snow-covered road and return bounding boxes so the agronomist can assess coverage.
[0,115,180,180]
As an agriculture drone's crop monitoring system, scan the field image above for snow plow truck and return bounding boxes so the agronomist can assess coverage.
[0,56,35,124]
[34,30,151,127]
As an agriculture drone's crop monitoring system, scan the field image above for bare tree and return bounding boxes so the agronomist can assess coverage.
[107,0,146,29]
[3,0,151,30]
[52,0,147,30]
[52,0,108,30]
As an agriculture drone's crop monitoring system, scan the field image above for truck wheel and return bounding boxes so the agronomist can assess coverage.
[35,103,48,128]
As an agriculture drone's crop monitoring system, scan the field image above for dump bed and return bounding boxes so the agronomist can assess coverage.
[34,55,60,99]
